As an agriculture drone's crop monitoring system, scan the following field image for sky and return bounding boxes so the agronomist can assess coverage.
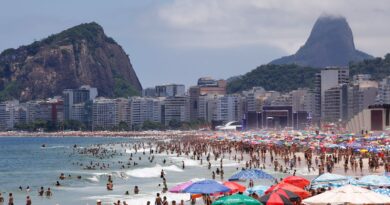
[1,0,390,89]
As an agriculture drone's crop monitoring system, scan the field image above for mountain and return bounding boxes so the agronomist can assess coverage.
[0,22,142,101]
[270,15,373,67]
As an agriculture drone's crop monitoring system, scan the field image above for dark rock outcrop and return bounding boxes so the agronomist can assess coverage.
[0,22,142,101]
[270,15,373,67]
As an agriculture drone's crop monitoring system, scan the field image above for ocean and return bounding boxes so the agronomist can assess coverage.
[0,136,315,205]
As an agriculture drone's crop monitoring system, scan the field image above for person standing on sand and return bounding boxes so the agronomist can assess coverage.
[155,193,162,205]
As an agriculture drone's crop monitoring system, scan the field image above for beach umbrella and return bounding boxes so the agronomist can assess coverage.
[183,179,231,194]
[358,175,390,187]
[259,192,293,205]
[282,176,310,189]
[311,173,347,183]
[373,188,390,196]
[229,169,274,181]
[169,181,193,193]
[212,194,262,205]
[223,181,246,193]
[302,185,390,205]
[265,182,311,199]
[245,185,269,195]
[272,189,301,202]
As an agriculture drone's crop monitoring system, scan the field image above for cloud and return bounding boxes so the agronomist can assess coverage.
[156,0,390,56]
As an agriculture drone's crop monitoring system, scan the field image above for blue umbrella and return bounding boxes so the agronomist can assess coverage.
[358,175,390,187]
[373,188,390,196]
[229,169,275,181]
[182,180,231,194]
[245,185,269,195]
[312,173,348,183]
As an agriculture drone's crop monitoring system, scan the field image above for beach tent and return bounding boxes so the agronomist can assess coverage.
[212,194,262,205]
[282,176,310,189]
[183,179,231,194]
[229,169,275,181]
[259,192,293,205]
[302,185,390,205]
[358,175,390,187]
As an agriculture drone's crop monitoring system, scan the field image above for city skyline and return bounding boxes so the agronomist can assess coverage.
[1,1,390,88]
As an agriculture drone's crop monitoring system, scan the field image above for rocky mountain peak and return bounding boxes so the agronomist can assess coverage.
[270,15,373,67]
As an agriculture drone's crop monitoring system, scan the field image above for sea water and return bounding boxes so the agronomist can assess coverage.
[0,136,316,205]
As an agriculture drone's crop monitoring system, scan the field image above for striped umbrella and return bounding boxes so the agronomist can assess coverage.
[259,192,293,205]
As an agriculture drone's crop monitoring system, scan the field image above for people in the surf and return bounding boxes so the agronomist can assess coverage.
[8,193,14,205]
[26,196,31,205]
[0,193,4,204]
[38,187,44,196]
[45,188,52,197]
[134,186,139,194]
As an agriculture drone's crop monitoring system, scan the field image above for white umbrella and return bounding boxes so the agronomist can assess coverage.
[302,185,390,205]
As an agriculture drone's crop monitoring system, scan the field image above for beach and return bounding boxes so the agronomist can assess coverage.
[0,130,388,205]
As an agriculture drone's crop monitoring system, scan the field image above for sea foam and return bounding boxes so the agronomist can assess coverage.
[126,164,183,178]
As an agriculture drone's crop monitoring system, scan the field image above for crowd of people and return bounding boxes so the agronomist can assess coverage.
[2,130,389,205]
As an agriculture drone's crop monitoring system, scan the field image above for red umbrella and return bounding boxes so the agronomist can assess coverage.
[223,181,246,193]
[266,182,311,199]
[259,192,293,205]
[282,176,310,189]
[272,189,300,202]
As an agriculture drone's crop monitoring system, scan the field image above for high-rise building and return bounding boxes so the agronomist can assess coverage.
[0,100,20,130]
[314,67,349,123]
[63,85,97,121]
[190,77,227,121]
[377,76,390,104]
[164,96,190,125]
[92,98,118,130]
[213,95,244,123]
[323,84,349,122]
[155,84,185,97]
[129,97,164,127]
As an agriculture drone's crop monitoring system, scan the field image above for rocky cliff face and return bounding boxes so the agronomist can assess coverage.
[0,22,142,101]
[270,15,373,67]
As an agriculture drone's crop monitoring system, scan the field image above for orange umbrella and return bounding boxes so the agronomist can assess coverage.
[282,176,310,189]
[223,181,246,193]
[265,182,311,199]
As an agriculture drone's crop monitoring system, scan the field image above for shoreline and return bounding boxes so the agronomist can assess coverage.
[0,130,209,138]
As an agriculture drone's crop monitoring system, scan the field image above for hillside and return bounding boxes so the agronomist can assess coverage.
[227,54,390,94]
[227,64,317,93]
[270,15,372,67]
[0,22,142,101]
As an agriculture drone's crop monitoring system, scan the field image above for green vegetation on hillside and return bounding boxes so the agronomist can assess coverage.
[228,54,390,94]
[227,64,317,93]
[350,54,390,81]
[113,75,140,98]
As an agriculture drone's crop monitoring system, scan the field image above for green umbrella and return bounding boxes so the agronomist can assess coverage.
[212,194,262,205]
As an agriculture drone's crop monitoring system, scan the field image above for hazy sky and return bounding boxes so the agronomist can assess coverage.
[1,0,389,88]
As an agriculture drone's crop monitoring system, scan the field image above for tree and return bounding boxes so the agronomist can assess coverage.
[168,119,182,129]
[142,120,164,130]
